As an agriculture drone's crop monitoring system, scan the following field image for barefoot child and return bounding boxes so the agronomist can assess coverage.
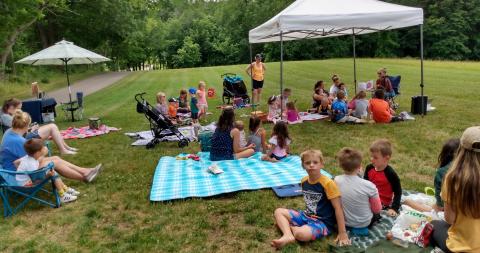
[262,121,291,162]
[364,139,402,217]
[271,149,350,249]
[335,148,382,235]
[197,81,208,120]
[15,139,79,203]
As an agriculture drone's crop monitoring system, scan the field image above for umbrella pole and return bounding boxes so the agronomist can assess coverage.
[64,59,74,122]
[280,31,284,120]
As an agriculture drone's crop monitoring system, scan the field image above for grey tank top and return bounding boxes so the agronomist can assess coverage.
[248,129,263,153]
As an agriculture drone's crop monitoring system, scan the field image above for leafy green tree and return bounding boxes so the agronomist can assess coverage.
[172,36,201,68]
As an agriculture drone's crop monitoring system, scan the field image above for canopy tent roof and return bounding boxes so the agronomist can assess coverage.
[249,0,423,44]
[15,40,110,65]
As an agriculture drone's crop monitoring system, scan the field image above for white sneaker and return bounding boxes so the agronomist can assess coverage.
[60,193,77,203]
[66,187,80,196]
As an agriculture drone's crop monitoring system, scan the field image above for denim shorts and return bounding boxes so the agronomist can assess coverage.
[25,129,41,140]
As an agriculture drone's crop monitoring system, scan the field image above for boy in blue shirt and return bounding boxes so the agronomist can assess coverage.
[189,88,199,124]
[331,91,361,123]
[271,149,350,249]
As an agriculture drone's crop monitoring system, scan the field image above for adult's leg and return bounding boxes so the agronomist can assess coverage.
[431,220,452,253]
[271,208,296,249]
[252,88,258,104]
[38,124,76,154]
[256,87,262,104]
[41,156,92,181]
[235,148,255,159]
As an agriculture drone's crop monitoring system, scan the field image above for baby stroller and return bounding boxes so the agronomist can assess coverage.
[221,73,250,105]
[135,93,189,149]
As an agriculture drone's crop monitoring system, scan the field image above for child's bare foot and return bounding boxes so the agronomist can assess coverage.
[271,235,295,249]
[61,150,77,155]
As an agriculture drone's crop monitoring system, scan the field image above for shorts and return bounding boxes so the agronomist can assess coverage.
[288,210,330,240]
[198,103,208,112]
[252,79,264,90]
[25,129,41,140]
[270,153,287,161]
[191,112,198,119]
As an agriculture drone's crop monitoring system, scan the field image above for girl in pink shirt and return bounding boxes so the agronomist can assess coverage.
[262,121,291,162]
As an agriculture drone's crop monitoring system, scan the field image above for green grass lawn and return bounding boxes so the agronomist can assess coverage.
[1,58,480,253]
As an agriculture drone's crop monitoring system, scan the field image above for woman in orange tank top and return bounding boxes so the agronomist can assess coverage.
[246,54,266,104]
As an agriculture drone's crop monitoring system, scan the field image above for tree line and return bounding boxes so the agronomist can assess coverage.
[1,0,479,80]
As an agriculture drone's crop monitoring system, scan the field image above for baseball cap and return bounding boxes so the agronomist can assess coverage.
[168,97,177,102]
[188,88,197,94]
[460,126,480,152]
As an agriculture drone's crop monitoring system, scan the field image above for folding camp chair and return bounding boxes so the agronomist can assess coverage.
[61,92,84,121]
[388,75,401,110]
[0,162,60,217]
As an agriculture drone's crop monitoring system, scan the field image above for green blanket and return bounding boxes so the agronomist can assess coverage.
[328,213,432,253]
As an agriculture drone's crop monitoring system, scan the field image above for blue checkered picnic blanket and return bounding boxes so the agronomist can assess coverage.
[150,152,310,201]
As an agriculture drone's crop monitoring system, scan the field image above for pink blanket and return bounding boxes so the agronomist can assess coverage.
[61,125,120,139]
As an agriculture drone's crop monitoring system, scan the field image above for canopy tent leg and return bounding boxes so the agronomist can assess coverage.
[352,28,357,95]
[249,43,254,112]
[280,31,284,120]
[420,24,425,117]
[64,59,74,122]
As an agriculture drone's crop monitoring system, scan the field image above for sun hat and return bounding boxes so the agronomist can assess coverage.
[188,88,197,94]
[460,126,480,152]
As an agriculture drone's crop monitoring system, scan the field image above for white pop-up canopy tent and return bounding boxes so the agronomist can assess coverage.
[248,0,425,115]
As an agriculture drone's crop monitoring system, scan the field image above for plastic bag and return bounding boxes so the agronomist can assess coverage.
[391,209,431,243]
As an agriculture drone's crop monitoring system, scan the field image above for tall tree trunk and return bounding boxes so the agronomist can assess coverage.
[0,16,39,80]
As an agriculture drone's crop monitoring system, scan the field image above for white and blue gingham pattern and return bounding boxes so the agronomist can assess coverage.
[150,152,309,201]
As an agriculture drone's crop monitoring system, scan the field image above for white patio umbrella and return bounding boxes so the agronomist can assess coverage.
[15,39,111,121]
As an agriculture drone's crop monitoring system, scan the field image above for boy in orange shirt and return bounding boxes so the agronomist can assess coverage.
[368,89,403,123]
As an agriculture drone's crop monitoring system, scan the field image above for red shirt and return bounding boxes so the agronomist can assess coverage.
[367,168,393,206]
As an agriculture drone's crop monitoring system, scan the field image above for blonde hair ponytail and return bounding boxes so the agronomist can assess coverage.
[11,110,31,129]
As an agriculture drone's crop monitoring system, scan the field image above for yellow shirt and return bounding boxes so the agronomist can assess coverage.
[441,181,480,252]
[251,62,264,81]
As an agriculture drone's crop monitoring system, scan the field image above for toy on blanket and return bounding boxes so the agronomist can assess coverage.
[176,154,200,161]
[207,164,223,174]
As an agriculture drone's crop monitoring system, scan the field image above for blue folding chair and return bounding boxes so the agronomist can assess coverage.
[0,162,60,217]
[388,75,401,109]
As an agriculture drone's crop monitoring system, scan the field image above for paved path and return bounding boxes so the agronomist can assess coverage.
[48,72,131,103]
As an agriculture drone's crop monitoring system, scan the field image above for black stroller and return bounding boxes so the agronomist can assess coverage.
[221,73,250,105]
[135,93,189,149]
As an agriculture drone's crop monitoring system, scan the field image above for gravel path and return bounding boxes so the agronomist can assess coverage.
[48,71,131,103]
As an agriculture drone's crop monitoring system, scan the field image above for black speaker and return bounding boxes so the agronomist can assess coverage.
[411,96,428,115]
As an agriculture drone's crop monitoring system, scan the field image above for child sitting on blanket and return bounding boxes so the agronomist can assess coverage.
[15,139,79,204]
[262,121,291,162]
[271,149,350,249]
[286,101,302,124]
[168,97,178,119]
[155,92,168,116]
[349,90,369,119]
[331,91,361,123]
[334,147,382,236]
[248,116,268,153]
[177,89,190,113]
[276,88,291,113]
[267,95,280,123]
[234,120,247,148]
[339,83,348,98]
[364,139,402,217]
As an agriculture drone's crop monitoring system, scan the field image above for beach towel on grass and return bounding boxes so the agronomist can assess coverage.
[61,125,119,139]
[150,152,311,201]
